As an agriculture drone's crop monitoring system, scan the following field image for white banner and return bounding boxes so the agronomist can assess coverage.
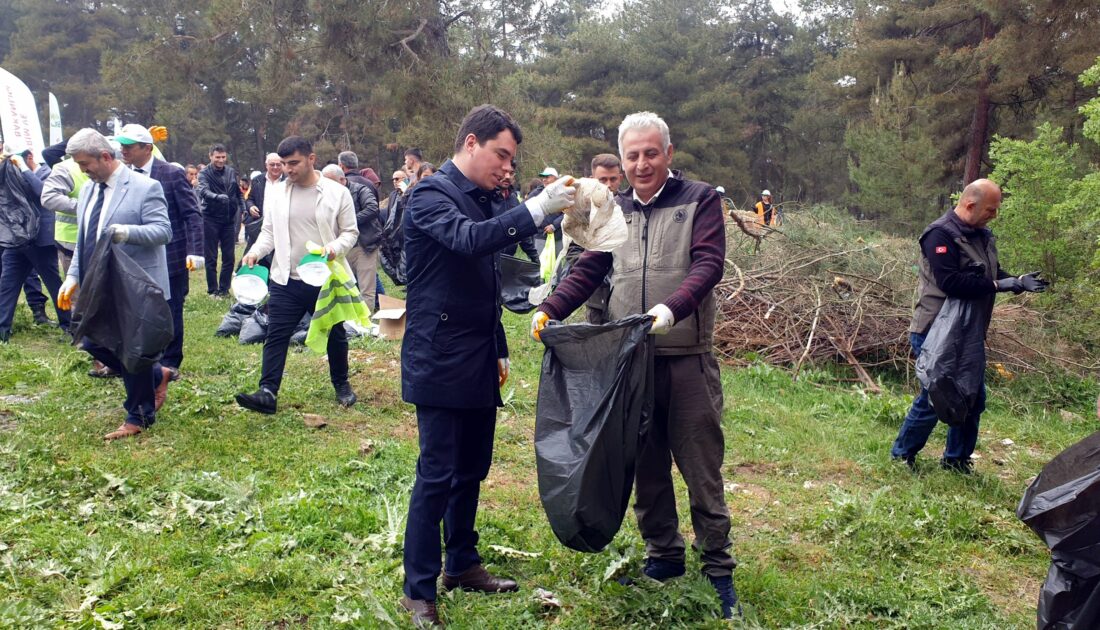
[48,92,62,145]
[0,65,44,156]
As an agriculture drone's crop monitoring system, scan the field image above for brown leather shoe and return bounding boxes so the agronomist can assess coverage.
[399,596,443,628]
[88,360,119,378]
[104,423,143,441]
[441,564,518,593]
[154,366,171,412]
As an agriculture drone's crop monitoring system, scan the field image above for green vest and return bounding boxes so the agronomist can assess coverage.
[54,159,87,247]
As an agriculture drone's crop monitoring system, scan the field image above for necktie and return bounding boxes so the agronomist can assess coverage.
[81,182,108,275]
[134,167,144,174]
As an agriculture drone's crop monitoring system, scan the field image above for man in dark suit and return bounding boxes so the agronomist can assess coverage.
[117,124,204,379]
[58,128,173,441]
[245,153,283,267]
[398,104,575,628]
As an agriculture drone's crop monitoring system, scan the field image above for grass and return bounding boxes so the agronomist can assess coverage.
[0,265,1096,629]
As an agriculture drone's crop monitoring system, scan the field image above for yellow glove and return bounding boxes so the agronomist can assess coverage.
[58,278,78,311]
[498,358,510,388]
[531,311,550,342]
[149,126,169,143]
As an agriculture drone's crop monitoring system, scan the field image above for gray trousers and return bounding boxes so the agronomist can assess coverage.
[346,246,378,311]
[634,352,735,576]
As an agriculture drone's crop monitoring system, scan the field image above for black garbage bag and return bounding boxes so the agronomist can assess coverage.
[0,158,38,248]
[1018,430,1100,630]
[71,237,174,372]
[535,314,654,552]
[379,195,406,285]
[500,254,540,314]
[915,297,989,427]
[215,302,258,337]
[289,312,311,346]
[238,310,269,345]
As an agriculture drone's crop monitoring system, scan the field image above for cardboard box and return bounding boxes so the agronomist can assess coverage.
[372,294,407,341]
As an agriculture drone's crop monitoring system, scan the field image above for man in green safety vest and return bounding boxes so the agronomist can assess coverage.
[41,155,88,274]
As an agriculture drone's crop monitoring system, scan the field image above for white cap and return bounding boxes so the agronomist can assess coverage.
[116,123,154,145]
[538,167,559,178]
[762,189,771,196]
[715,186,725,194]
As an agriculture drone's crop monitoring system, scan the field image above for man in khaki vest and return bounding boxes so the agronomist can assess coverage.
[891,179,1047,473]
[531,111,739,619]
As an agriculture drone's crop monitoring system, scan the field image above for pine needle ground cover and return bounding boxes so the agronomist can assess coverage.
[0,254,1095,628]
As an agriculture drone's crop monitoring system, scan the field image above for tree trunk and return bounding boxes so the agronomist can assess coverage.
[963,15,996,184]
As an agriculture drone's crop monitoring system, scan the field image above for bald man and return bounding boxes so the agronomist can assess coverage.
[892,179,1047,473]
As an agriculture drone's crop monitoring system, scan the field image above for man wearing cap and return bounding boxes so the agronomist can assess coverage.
[197,143,245,296]
[246,153,284,267]
[235,136,359,415]
[0,151,71,340]
[531,111,740,619]
[116,124,204,379]
[754,189,778,226]
[398,104,576,628]
[57,128,173,440]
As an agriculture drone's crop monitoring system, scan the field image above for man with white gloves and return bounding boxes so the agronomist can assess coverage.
[531,112,739,620]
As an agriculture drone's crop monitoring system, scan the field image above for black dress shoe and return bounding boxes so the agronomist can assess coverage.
[31,305,54,326]
[399,596,443,628]
[441,564,518,593]
[334,382,357,408]
[236,388,277,414]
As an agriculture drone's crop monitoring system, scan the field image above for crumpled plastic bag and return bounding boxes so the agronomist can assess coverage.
[561,178,627,252]
[915,298,989,427]
[239,310,269,345]
[1017,430,1100,629]
[215,302,258,337]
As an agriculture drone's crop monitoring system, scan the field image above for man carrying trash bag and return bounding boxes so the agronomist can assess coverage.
[532,111,739,619]
[890,179,1047,473]
[398,104,576,628]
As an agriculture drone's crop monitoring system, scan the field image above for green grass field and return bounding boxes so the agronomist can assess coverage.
[0,269,1096,629]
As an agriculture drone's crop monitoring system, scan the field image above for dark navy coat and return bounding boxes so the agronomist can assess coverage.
[401,159,541,409]
[21,170,53,247]
[149,158,203,276]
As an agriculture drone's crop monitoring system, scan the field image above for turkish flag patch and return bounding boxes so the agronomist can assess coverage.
[935,245,948,254]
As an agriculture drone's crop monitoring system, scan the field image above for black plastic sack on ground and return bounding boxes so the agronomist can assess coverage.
[238,310,268,344]
[0,159,37,248]
[915,298,989,427]
[535,314,653,552]
[500,254,540,314]
[71,237,174,372]
[1018,430,1100,630]
[289,312,311,346]
[215,302,258,337]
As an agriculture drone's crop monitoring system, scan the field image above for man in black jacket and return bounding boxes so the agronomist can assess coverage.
[891,179,1047,473]
[197,143,245,295]
[322,165,381,309]
[339,151,381,203]
[494,160,539,261]
[245,153,283,267]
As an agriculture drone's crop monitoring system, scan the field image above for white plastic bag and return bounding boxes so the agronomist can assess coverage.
[561,178,627,252]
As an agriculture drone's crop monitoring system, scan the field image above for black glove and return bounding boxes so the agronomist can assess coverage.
[1019,271,1049,293]
[215,193,230,203]
[994,277,1025,294]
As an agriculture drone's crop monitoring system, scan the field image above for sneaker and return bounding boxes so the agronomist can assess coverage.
[334,382,358,408]
[642,557,685,582]
[707,574,742,619]
[941,457,974,474]
[236,388,278,414]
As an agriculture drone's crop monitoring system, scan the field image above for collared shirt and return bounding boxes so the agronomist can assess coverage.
[132,155,155,175]
[632,170,674,206]
[86,162,125,239]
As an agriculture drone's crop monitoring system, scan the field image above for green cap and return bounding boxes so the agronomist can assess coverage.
[236,264,269,283]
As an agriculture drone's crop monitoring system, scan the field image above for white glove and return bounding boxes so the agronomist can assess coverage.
[498,358,510,388]
[527,176,576,217]
[647,303,675,335]
[531,311,550,341]
[186,255,205,271]
[108,224,129,243]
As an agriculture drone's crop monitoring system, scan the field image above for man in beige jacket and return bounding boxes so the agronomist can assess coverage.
[235,136,359,414]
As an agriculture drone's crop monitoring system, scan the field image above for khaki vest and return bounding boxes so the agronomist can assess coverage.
[910,212,999,334]
[609,201,716,355]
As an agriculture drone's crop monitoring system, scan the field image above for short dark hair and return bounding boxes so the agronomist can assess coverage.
[404,147,422,161]
[276,136,313,159]
[526,178,542,196]
[416,162,436,179]
[453,105,523,153]
[19,149,33,160]
[209,143,227,155]
[590,153,621,173]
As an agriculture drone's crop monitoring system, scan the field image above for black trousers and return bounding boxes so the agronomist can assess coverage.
[81,339,164,428]
[161,272,189,369]
[203,219,235,293]
[0,245,69,332]
[403,405,497,601]
[259,278,348,394]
